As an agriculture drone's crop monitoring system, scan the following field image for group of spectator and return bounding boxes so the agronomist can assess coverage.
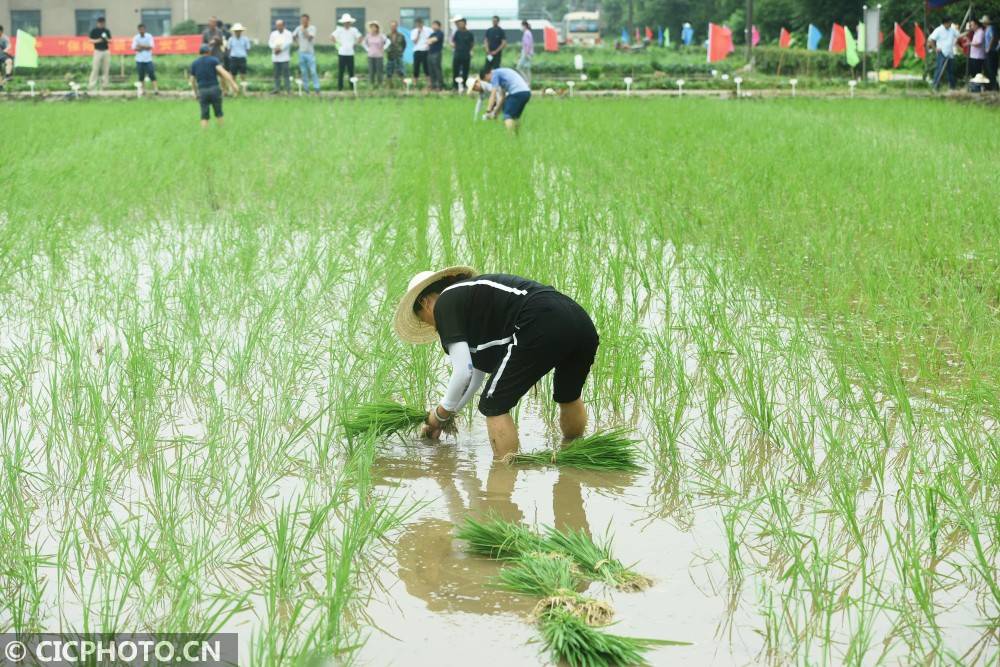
[928,15,999,91]
[80,14,535,97]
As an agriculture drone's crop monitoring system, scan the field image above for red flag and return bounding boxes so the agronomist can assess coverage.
[645,26,654,40]
[893,23,911,67]
[708,23,733,62]
[829,23,846,52]
[779,27,792,48]
[913,23,926,60]
[543,26,559,51]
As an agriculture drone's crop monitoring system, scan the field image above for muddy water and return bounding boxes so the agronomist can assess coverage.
[360,406,751,667]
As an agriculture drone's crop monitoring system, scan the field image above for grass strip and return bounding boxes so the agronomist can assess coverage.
[504,428,644,471]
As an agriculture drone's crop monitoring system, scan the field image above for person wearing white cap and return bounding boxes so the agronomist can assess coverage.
[394,268,599,459]
[332,13,362,91]
[227,23,251,85]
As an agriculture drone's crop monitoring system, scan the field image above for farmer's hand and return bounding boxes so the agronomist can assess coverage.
[422,410,443,440]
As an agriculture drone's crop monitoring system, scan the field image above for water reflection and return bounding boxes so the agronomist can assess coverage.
[372,441,638,616]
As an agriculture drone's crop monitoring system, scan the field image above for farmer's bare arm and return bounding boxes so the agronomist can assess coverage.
[216,65,238,94]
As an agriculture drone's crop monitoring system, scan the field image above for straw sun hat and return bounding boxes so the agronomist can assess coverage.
[230,22,247,32]
[394,266,478,343]
[338,13,356,24]
[971,73,990,85]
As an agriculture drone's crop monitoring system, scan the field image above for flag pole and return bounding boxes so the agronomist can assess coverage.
[863,5,868,84]
[745,0,754,67]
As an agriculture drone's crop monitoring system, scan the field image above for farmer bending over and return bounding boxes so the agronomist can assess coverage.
[470,66,532,133]
[394,268,599,459]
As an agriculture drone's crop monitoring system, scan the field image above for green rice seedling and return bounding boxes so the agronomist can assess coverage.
[542,525,653,592]
[455,514,547,559]
[342,399,455,439]
[505,428,644,471]
[537,607,688,667]
[495,552,615,626]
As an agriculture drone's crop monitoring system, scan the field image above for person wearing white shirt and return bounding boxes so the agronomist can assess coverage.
[293,14,320,93]
[929,17,960,90]
[410,18,432,82]
[131,23,159,94]
[268,19,294,93]
[332,13,363,91]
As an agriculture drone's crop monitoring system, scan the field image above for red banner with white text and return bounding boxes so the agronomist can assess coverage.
[7,35,202,57]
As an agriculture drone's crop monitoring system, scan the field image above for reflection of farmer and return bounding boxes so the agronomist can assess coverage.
[394,268,599,460]
[374,446,607,613]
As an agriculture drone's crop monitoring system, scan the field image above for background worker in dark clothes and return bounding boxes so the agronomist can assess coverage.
[394,268,599,460]
[427,20,445,90]
[451,16,474,90]
[484,15,507,68]
[189,44,238,128]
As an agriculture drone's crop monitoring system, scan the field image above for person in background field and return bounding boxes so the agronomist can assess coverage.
[332,13,362,91]
[88,16,112,93]
[269,19,293,94]
[131,23,159,95]
[293,13,320,93]
[227,23,250,87]
[517,20,534,83]
[393,268,599,460]
[484,15,507,68]
[364,21,389,89]
[451,16,473,90]
[929,16,960,90]
[427,20,445,90]
[202,17,224,59]
[411,18,431,83]
[219,19,232,71]
[472,66,531,134]
[983,16,998,91]
[968,18,986,82]
[386,21,407,86]
[0,27,12,89]
[189,43,238,128]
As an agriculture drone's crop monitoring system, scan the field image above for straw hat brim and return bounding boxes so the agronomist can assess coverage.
[971,73,990,84]
[338,15,355,24]
[393,266,478,344]
[231,23,246,32]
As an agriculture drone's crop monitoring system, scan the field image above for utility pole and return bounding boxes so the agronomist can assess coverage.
[745,0,754,66]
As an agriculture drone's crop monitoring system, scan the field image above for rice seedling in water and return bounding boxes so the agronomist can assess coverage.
[538,607,688,667]
[505,428,644,471]
[342,399,455,439]
[455,514,546,559]
[542,526,653,592]
[495,551,615,626]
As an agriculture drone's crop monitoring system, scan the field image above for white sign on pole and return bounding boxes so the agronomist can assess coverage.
[864,6,880,53]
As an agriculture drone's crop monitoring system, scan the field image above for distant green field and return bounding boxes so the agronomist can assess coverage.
[2,97,997,664]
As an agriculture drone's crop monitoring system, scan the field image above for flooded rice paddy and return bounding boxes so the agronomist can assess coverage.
[3,98,998,665]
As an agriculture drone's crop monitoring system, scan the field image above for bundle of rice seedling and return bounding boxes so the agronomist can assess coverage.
[495,551,615,626]
[542,526,653,592]
[538,607,687,667]
[342,400,457,439]
[455,514,546,559]
[503,428,644,471]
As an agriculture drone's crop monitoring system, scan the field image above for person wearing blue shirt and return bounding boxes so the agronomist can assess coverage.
[474,66,531,133]
[227,23,251,85]
[189,44,239,127]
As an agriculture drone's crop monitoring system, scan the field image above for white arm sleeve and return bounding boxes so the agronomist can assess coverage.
[440,342,484,412]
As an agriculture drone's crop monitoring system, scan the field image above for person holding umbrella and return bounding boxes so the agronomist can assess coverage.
[929,16,960,90]
[393,268,599,460]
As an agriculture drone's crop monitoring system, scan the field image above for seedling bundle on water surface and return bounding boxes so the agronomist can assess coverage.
[456,515,686,665]
[342,399,457,439]
[504,428,644,472]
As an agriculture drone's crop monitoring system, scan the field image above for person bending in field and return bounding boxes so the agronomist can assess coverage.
[471,66,531,134]
[189,44,238,128]
[394,267,599,459]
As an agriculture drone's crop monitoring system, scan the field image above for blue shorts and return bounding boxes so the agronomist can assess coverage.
[136,61,156,81]
[502,90,531,120]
